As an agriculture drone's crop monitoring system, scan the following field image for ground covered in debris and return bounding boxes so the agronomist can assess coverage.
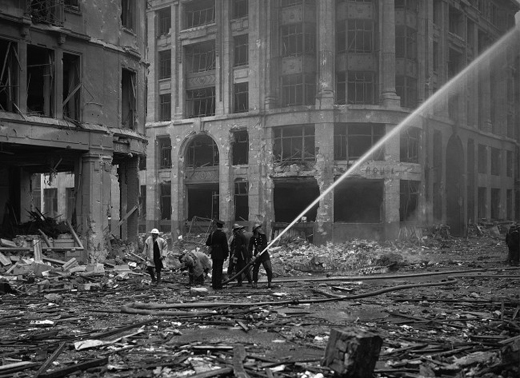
[1,228,519,378]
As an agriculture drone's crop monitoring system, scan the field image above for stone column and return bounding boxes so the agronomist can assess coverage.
[248,0,264,112]
[264,2,278,109]
[380,0,400,108]
[314,121,334,245]
[383,124,400,239]
[77,152,113,262]
[316,0,335,108]
[146,8,156,123]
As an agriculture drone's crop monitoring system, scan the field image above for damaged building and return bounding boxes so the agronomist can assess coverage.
[0,0,147,261]
[144,0,520,243]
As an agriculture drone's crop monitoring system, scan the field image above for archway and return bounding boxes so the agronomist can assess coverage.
[446,135,465,236]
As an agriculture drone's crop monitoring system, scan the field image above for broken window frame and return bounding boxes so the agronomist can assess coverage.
[159,93,171,121]
[347,19,374,54]
[234,179,249,221]
[121,68,137,129]
[157,7,171,37]
[186,135,219,168]
[183,0,215,29]
[186,87,215,118]
[232,0,248,19]
[233,82,248,113]
[232,130,249,165]
[0,39,20,113]
[160,182,171,220]
[121,0,135,31]
[347,71,375,105]
[158,136,172,169]
[27,45,55,117]
[400,126,420,163]
[281,73,316,107]
[334,123,385,161]
[281,22,316,57]
[28,0,64,26]
[273,125,315,163]
[185,41,216,73]
[396,75,417,109]
[62,52,81,122]
[399,180,419,222]
[158,50,171,79]
[234,34,249,67]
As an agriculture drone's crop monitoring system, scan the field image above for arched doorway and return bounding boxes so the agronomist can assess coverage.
[184,134,220,220]
[446,135,465,236]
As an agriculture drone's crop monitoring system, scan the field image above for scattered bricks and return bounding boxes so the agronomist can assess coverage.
[62,258,79,272]
[322,327,383,378]
[0,252,11,266]
[86,263,105,274]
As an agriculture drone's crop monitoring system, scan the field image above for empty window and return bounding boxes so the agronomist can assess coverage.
[274,178,319,223]
[491,148,500,176]
[157,7,171,36]
[234,180,248,221]
[491,188,500,220]
[400,180,419,222]
[43,188,58,218]
[139,156,146,171]
[281,23,316,57]
[233,82,248,113]
[121,0,134,31]
[160,182,171,220]
[27,45,55,117]
[159,94,171,121]
[158,50,171,79]
[121,68,136,129]
[184,0,215,29]
[281,73,315,107]
[478,144,487,174]
[347,20,374,53]
[29,0,62,25]
[158,137,172,169]
[400,127,419,163]
[449,6,463,37]
[234,34,249,67]
[232,0,248,19]
[273,125,315,163]
[232,130,249,165]
[334,179,383,223]
[334,123,385,161]
[187,135,219,168]
[185,41,216,73]
[62,53,81,121]
[0,39,19,113]
[186,87,215,118]
[396,75,417,109]
[396,25,417,60]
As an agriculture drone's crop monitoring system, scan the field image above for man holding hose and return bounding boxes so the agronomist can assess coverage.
[249,223,273,289]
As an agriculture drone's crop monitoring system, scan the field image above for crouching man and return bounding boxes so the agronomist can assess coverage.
[179,250,212,285]
[505,224,520,266]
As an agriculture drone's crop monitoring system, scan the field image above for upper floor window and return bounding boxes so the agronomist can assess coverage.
[233,82,249,113]
[281,23,316,57]
[121,0,135,31]
[157,7,171,36]
[0,39,19,113]
[334,123,385,161]
[396,25,417,60]
[158,136,172,169]
[282,73,315,107]
[478,144,487,174]
[186,135,219,168]
[396,75,417,109]
[347,20,374,53]
[121,68,136,129]
[490,147,501,176]
[336,71,376,105]
[159,94,171,122]
[184,0,215,29]
[186,87,215,118]
[62,53,81,122]
[232,0,248,19]
[28,0,63,25]
[234,34,249,67]
[185,41,216,73]
[400,127,420,163]
[27,45,55,117]
[273,125,315,163]
[158,50,171,79]
[232,130,249,165]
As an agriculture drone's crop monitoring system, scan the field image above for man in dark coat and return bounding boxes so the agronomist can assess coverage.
[505,223,520,266]
[205,220,229,289]
[230,224,252,286]
[249,223,273,288]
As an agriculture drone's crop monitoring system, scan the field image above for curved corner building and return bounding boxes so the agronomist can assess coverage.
[144,0,520,243]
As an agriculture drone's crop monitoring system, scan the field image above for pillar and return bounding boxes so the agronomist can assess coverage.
[316,0,335,108]
[380,0,401,108]
[314,122,334,245]
[383,124,400,239]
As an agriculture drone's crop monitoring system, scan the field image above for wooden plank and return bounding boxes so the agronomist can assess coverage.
[117,204,139,227]
[233,345,250,378]
[38,357,108,378]
[34,342,66,377]
[33,239,43,263]
[38,229,53,247]
[66,220,84,249]
[0,361,39,374]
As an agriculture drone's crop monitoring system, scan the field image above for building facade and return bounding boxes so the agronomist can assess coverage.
[144,0,520,243]
[0,0,147,261]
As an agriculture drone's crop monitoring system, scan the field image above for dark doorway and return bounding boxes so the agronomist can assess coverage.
[274,178,319,222]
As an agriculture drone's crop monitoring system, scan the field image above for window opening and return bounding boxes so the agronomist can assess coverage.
[478,187,486,219]
[158,50,171,79]
[273,125,315,163]
[396,25,417,60]
[234,34,249,67]
[186,87,215,118]
[66,187,75,222]
[0,39,20,113]
[507,189,512,220]
[157,7,171,36]
[139,185,146,220]
[234,180,248,221]
[281,23,316,57]
[490,188,500,220]
[490,147,500,176]
[184,0,215,29]
[187,135,219,168]
[334,123,385,161]
[28,0,63,25]
[347,71,375,104]
[449,6,463,37]
[159,93,171,121]
[478,144,487,174]
[232,130,248,165]
[122,69,136,129]
[121,0,134,31]
[233,82,248,113]
[158,137,172,169]
[274,179,319,223]
[232,0,248,19]
[347,20,374,53]
[185,41,216,73]
[64,0,79,11]
[281,74,315,107]
[400,180,419,222]
[395,0,418,12]
[507,150,513,177]
[400,127,419,163]
[334,179,383,223]
[62,53,81,122]
[27,45,55,117]
[396,75,417,108]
